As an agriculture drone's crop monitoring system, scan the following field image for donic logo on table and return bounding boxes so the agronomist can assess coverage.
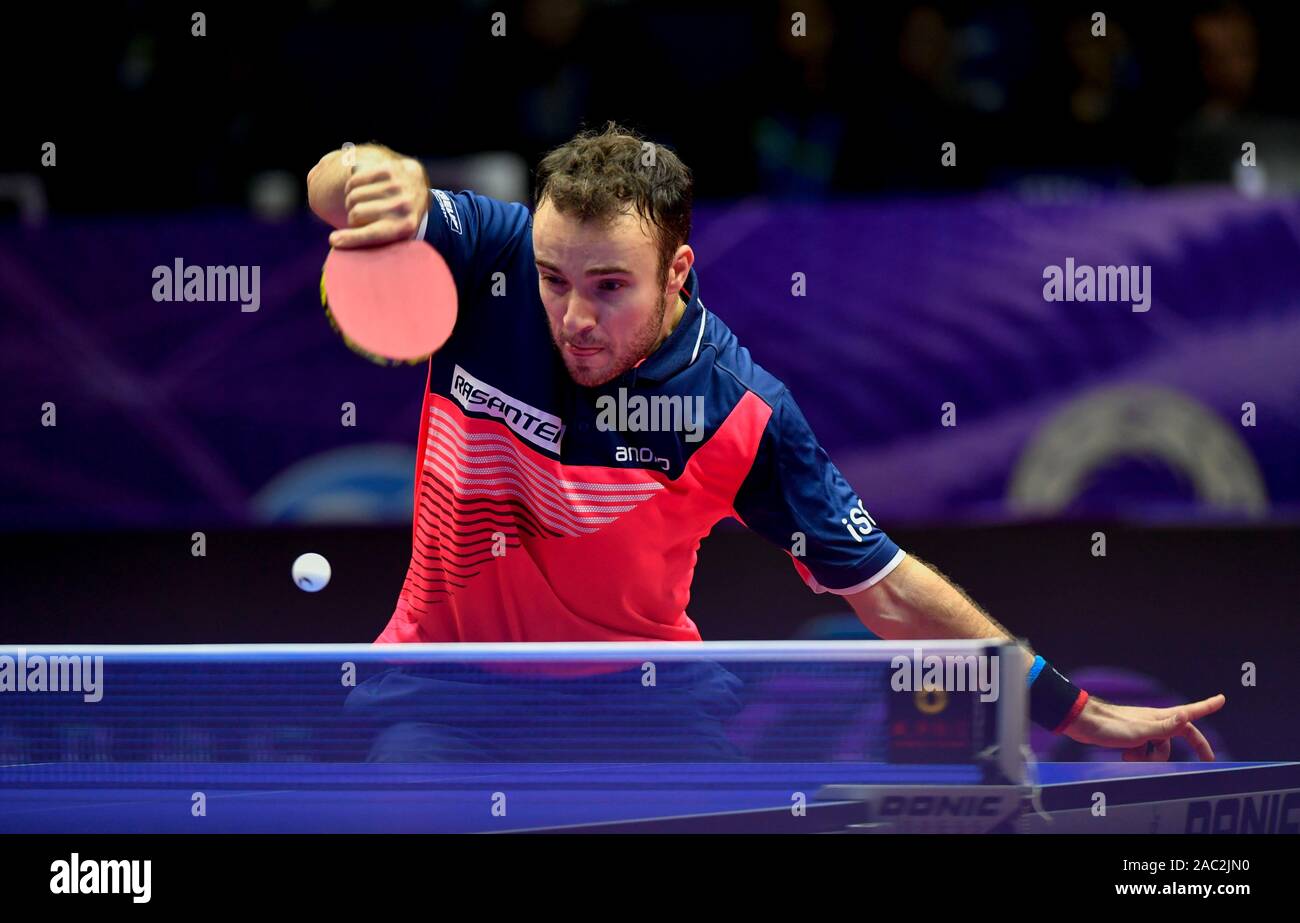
[1184,792,1300,833]
[876,791,1010,818]
[451,365,565,452]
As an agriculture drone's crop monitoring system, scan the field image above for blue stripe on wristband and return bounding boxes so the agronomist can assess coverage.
[1026,654,1047,687]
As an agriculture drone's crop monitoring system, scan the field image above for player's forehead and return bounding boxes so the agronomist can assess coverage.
[533,200,657,275]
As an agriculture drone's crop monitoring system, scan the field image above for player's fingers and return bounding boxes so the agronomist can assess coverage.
[1176,694,1226,722]
[345,193,411,228]
[329,220,411,249]
[343,166,395,195]
[1149,710,1189,740]
[346,198,419,233]
[1179,722,1215,762]
[1106,712,1182,753]
[344,181,403,215]
[1122,738,1170,762]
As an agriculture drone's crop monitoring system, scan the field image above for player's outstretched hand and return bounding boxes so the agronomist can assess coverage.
[329,148,429,249]
[1061,694,1226,761]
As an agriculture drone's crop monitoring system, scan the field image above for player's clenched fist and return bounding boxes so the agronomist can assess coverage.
[307,143,430,249]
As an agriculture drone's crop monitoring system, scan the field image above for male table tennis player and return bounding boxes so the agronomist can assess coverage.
[307,124,1223,762]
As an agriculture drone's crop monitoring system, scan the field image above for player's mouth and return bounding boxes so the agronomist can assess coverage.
[566,343,604,357]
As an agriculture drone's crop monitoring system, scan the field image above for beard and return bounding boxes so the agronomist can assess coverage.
[551,289,669,388]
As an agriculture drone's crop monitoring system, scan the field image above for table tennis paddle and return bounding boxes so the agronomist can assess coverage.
[320,239,458,366]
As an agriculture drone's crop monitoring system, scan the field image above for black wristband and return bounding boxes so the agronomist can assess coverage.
[1028,656,1088,732]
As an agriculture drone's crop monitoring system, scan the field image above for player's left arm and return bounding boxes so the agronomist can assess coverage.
[846,555,1031,666]
[846,557,1226,761]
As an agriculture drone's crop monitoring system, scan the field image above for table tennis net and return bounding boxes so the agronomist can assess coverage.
[0,643,1014,769]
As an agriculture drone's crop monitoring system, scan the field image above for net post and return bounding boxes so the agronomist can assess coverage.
[989,638,1027,786]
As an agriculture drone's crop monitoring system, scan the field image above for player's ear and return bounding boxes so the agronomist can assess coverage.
[666,244,694,292]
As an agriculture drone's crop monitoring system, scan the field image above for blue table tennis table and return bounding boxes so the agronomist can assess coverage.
[2,760,1296,834]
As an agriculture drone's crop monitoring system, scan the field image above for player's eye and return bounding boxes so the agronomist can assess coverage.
[598,280,625,292]
[542,275,566,287]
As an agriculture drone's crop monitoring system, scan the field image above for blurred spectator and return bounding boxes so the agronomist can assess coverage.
[1175,2,1300,193]
[514,0,594,154]
[751,0,846,197]
[7,1,1300,210]
[994,12,1149,194]
[836,5,993,194]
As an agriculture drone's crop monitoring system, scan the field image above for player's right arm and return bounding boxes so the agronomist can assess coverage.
[307,143,430,248]
[311,145,531,297]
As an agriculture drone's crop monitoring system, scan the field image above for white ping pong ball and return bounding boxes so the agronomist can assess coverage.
[292,553,331,592]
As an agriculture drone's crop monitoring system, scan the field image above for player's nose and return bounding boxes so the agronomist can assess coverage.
[560,295,600,334]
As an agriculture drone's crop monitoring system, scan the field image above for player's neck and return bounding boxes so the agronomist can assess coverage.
[667,290,687,333]
[648,292,688,355]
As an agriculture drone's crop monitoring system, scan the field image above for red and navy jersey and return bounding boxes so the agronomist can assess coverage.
[377,189,904,643]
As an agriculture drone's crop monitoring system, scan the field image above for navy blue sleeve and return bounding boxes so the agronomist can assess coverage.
[732,390,904,595]
[419,188,531,299]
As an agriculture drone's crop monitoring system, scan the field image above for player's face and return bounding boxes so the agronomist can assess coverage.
[533,199,671,387]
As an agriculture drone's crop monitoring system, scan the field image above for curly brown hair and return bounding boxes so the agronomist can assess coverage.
[533,122,693,282]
